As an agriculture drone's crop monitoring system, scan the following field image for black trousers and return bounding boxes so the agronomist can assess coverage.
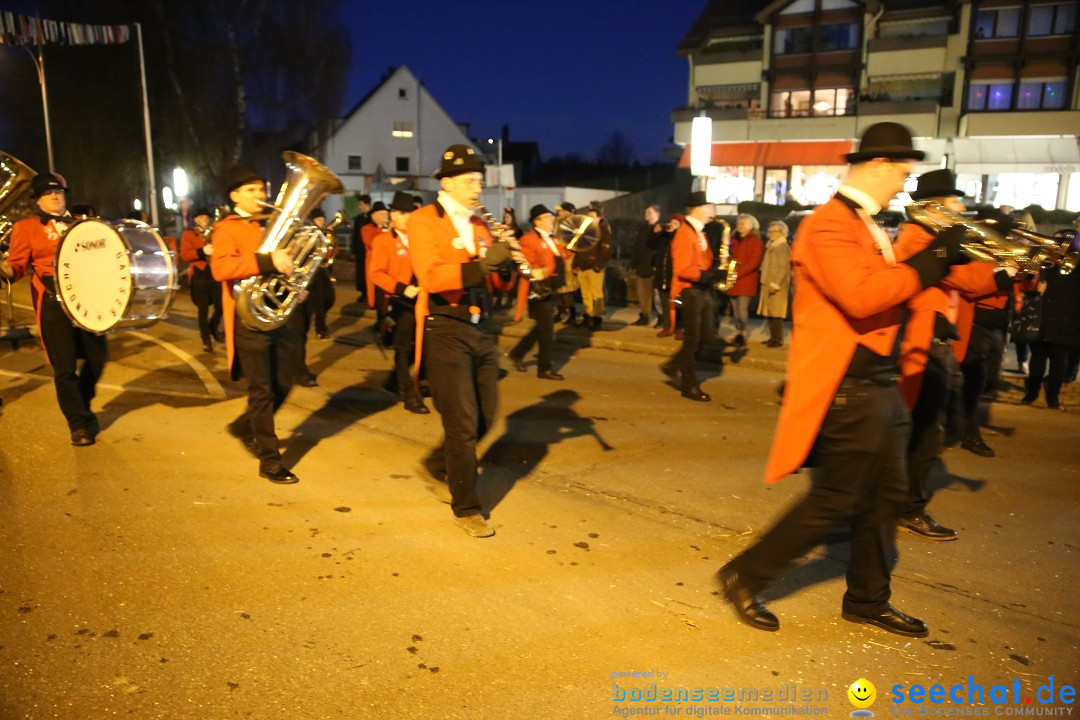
[960,324,1004,435]
[509,295,556,372]
[38,292,107,432]
[671,286,716,391]
[304,267,334,336]
[233,313,302,469]
[189,267,223,342]
[905,340,954,517]
[422,315,499,517]
[390,302,420,402]
[732,378,910,615]
[1027,341,1073,405]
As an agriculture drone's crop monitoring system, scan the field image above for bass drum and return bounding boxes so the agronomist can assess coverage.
[54,218,178,333]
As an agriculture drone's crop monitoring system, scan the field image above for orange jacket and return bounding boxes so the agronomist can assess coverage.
[180,228,210,275]
[764,196,923,484]
[209,215,269,378]
[514,229,559,318]
[361,223,383,304]
[670,220,713,300]
[408,201,493,314]
[894,223,1000,408]
[6,215,68,358]
[370,228,415,300]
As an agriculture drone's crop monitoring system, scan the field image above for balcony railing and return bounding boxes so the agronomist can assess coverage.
[857,99,941,116]
[673,99,945,123]
[867,34,949,53]
[671,106,751,123]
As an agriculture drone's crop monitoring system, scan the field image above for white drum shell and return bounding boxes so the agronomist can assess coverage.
[54,219,178,333]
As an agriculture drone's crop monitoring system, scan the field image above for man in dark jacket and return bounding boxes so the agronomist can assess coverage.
[631,205,663,326]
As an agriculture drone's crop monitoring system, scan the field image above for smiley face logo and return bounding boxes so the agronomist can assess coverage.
[848,678,876,710]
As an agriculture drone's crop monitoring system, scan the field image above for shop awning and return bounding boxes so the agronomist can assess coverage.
[953,137,1080,174]
[678,140,853,168]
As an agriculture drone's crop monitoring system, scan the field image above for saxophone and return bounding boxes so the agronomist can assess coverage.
[713,219,740,292]
[474,201,551,300]
[233,152,344,330]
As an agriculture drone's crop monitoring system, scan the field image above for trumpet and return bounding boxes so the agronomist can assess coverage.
[906,201,1077,275]
[713,219,740,292]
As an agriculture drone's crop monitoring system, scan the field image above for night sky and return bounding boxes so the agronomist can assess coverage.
[340,0,708,162]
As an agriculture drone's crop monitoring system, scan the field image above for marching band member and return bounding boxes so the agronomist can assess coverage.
[180,207,224,353]
[210,164,303,485]
[362,201,389,320]
[506,204,563,380]
[409,144,515,538]
[715,123,967,637]
[1,173,107,446]
[370,191,429,414]
[661,192,724,402]
[551,202,580,326]
[894,170,1005,541]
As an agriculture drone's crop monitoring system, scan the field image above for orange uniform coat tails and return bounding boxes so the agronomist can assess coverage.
[209,215,270,378]
[669,221,713,300]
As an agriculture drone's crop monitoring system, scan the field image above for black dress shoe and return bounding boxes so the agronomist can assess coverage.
[202,339,213,353]
[260,466,299,484]
[631,316,648,326]
[1020,393,1037,405]
[681,386,711,402]
[714,562,779,632]
[961,435,995,457]
[295,373,319,388]
[404,399,431,414]
[537,370,564,381]
[842,605,928,637]
[212,329,225,343]
[70,428,95,447]
[898,514,958,541]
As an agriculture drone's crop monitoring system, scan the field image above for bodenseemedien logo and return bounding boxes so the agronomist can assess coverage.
[849,678,877,717]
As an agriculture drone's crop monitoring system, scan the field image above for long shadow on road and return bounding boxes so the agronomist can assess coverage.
[279,379,397,468]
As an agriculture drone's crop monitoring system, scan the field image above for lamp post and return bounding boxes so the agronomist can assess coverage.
[173,168,189,235]
[690,114,713,188]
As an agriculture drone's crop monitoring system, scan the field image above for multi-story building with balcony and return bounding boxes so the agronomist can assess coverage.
[673,0,1080,210]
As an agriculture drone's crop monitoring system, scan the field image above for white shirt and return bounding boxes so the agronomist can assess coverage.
[437,191,476,256]
[397,230,409,249]
[837,184,895,265]
[538,229,560,256]
[684,216,708,251]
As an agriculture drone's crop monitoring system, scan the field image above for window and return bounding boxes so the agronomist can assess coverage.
[1017,79,1068,109]
[774,26,813,54]
[396,156,410,173]
[770,88,853,117]
[820,23,858,51]
[348,155,362,171]
[398,87,407,98]
[968,81,1014,110]
[391,121,414,138]
[974,7,1021,38]
[1029,2,1078,35]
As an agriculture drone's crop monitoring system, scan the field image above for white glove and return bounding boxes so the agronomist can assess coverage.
[404,285,420,299]
[201,244,213,256]
[998,265,1018,278]
[530,269,546,281]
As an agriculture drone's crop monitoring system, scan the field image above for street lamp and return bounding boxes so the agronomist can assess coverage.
[173,168,189,198]
[690,114,713,182]
[162,186,174,210]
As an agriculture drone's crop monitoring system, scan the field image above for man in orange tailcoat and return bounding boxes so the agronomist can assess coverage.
[210,164,303,485]
[507,204,563,380]
[409,144,515,538]
[714,123,967,638]
[370,191,429,414]
[180,207,224,353]
[1,172,107,446]
[893,170,1010,541]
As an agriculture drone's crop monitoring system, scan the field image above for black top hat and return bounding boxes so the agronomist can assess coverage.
[529,204,554,222]
[224,164,265,194]
[434,144,485,179]
[910,169,963,201]
[192,207,212,218]
[845,122,925,164]
[389,191,414,213]
[30,173,67,198]
[555,201,576,214]
[370,201,388,214]
[685,190,710,207]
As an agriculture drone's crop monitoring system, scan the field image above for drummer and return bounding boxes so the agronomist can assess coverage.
[0,173,108,446]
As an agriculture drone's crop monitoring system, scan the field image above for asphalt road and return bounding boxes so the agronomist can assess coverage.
[1,285,1078,719]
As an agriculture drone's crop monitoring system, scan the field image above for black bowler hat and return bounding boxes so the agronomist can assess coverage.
[434,144,485,179]
[389,191,414,213]
[223,163,265,194]
[845,122,925,164]
[30,172,67,198]
[370,201,388,214]
[530,204,554,222]
[910,169,963,201]
[685,190,710,207]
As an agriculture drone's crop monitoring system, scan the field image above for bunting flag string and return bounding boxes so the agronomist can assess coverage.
[0,9,131,47]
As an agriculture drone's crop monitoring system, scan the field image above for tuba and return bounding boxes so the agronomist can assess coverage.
[713,219,739,292]
[906,201,1077,275]
[233,151,344,330]
[0,152,37,260]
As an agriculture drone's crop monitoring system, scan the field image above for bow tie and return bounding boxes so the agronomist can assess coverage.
[38,212,70,225]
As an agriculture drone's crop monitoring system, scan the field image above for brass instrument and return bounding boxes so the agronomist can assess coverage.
[0,152,37,260]
[713,219,739,292]
[474,201,550,299]
[233,151,344,330]
[322,211,347,272]
[906,201,1077,275]
[553,213,602,254]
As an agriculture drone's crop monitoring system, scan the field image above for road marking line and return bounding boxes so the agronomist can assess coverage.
[0,368,225,400]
